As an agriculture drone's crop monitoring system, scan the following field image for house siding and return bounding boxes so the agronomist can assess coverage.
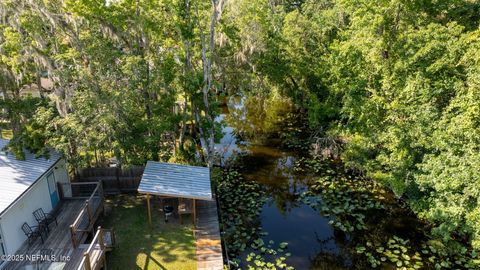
[0,159,69,257]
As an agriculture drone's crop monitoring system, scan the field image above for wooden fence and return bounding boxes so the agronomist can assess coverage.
[75,166,144,194]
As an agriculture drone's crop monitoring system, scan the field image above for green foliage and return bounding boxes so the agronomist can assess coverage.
[0,0,219,168]
[325,3,480,253]
[245,240,293,270]
[1,0,480,262]
[0,97,49,159]
[235,0,480,255]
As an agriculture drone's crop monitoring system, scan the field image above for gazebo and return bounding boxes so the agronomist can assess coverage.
[137,161,212,226]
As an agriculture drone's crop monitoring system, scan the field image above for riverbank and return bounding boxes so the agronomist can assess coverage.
[214,95,478,269]
[217,152,479,269]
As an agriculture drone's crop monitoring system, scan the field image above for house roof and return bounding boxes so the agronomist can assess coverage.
[138,161,212,201]
[0,139,62,215]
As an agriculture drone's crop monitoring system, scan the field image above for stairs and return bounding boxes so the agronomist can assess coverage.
[102,229,115,251]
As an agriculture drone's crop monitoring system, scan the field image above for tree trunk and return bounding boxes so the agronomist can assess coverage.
[179,0,193,150]
[179,95,188,150]
[196,0,224,167]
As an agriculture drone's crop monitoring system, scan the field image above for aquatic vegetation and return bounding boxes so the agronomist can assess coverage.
[356,236,480,269]
[418,241,480,269]
[297,157,480,269]
[245,240,293,270]
[296,158,387,233]
[356,236,424,269]
[216,169,293,269]
[217,170,266,255]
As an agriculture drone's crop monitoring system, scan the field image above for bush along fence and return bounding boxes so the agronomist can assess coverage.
[74,166,145,194]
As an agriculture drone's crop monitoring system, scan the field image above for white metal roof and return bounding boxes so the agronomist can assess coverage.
[0,139,62,215]
[138,161,212,200]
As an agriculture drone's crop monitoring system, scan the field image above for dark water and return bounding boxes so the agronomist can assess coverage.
[238,147,353,269]
[216,96,425,270]
[214,96,350,269]
[245,150,341,269]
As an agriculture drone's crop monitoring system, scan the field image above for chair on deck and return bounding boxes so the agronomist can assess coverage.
[178,198,193,224]
[33,208,58,233]
[21,223,44,244]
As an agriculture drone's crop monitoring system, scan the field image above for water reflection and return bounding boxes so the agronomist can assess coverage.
[224,94,296,144]
[216,95,352,269]
[237,148,354,269]
[216,95,427,270]
[213,114,247,163]
[260,203,337,269]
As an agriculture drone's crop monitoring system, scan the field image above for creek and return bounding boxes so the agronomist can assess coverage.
[215,95,430,270]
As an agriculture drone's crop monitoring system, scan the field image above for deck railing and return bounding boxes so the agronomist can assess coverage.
[58,182,105,248]
[77,227,115,270]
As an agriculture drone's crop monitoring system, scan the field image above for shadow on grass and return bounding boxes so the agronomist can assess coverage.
[139,251,167,270]
[98,194,196,270]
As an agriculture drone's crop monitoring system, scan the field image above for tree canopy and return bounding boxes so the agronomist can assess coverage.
[1,0,479,261]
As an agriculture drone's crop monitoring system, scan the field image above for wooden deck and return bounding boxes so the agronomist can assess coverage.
[3,200,88,270]
[77,228,115,270]
[195,199,224,270]
[3,182,108,270]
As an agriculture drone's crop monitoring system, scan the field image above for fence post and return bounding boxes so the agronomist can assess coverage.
[70,225,76,248]
[83,252,92,270]
[116,167,120,192]
[99,181,106,216]
[86,200,92,223]
[98,226,105,251]
[98,180,104,199]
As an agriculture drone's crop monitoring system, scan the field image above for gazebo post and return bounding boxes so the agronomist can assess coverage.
[179,198,183,224]
[147,194,152,226]
[193,199,196,228]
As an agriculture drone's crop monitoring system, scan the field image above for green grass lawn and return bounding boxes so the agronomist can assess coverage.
[99,194,196,270]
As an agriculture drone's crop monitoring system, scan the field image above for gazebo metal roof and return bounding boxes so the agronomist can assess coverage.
[138,161,212,201]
